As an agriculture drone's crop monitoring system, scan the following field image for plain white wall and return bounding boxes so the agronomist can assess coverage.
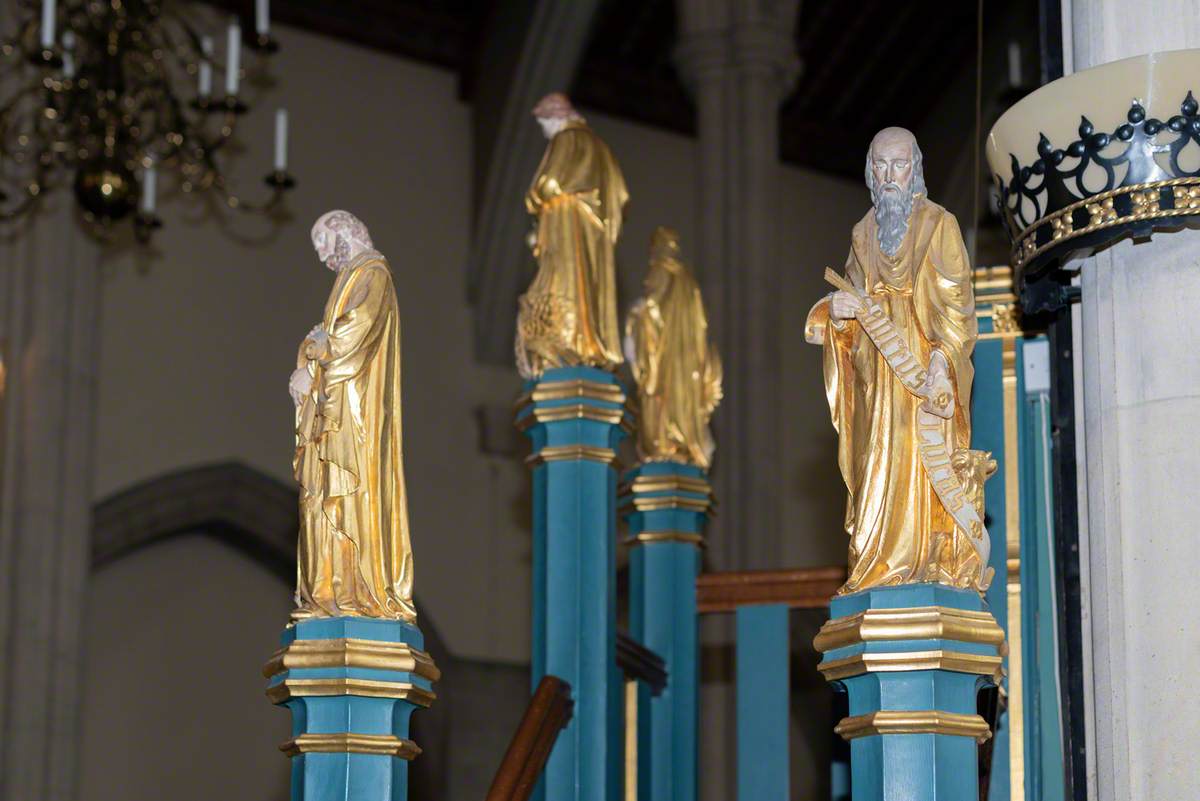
[93,22,865,667]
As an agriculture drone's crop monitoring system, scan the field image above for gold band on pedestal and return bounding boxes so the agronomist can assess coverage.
[513,378,636,433]
[817,649,1002,681]
[262,638,441,680]
[280,732,422,759]
[814,606,1005,653]
[622,530,705,548]
[266,677,436,707]
[526,445,619,468]
[835,710,992,743]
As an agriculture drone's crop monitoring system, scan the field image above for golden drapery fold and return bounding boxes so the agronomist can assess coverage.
[516,120,628,378]
[293,250,416,621]
[626,232,722,468]
[805,199,990,593]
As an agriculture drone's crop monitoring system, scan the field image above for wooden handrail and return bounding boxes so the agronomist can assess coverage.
[484,675,573,801]
[696,566,846,613]
[616,630,667,695]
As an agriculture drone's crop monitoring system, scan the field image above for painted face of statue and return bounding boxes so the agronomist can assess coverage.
[865,127,926,258]
[311,210,374,273]
[537,115,568,139]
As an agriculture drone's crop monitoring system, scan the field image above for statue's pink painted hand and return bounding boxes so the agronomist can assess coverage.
[920,350,955,419]
[830,290,863,320]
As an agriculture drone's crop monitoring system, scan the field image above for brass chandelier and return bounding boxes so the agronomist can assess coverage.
[0,0,294,242]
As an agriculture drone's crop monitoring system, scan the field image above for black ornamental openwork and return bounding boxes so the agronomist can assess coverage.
[997,92,1200,309]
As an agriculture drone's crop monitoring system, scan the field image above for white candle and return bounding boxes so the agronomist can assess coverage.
[1008,41,1021,88]
[274,108,288,172]
[225,22,240,96]
[256,0,270,37]
[40,0,56,50]
[141,165,156,214]
[62,30,75,78]
[198,36,213,98]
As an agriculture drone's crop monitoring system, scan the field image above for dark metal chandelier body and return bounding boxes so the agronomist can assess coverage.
[0,0,293,241]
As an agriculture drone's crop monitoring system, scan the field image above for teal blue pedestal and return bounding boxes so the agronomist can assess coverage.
[517,366,632,801]
[264,617,439,801]
[736,604,790,801]
[815,584,1005,801]
[620,460,710,801]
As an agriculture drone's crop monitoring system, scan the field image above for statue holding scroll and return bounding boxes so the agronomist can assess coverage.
[805,128,995,595]
[516,92,628,379]
[625,227,722,468]
[288,210,416,621]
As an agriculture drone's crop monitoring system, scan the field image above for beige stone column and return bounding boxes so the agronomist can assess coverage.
[1064,2,1200,799]
[0,198,102,801]
[674,0,800,571]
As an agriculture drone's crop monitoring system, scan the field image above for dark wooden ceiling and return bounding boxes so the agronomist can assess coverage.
[215,0,982,179]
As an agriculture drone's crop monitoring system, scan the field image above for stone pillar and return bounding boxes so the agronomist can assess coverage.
[1065,5,1200,799]
[516,366,632,801]
[0,200,102,801]
[674,0,800,570]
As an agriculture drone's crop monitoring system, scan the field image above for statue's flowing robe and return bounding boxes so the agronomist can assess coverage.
[517,120,628,378]
[805,199,984,593]
[294,250,416,621]
[626,257,722,468]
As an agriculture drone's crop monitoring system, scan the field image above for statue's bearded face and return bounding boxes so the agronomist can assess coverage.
[311,225,339,272]
[865,130,926,258]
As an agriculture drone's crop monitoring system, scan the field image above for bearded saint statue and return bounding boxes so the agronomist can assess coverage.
[515,92,628,379]
[287,210,416,621]
[624,227,722,468]
[805,127,995,595]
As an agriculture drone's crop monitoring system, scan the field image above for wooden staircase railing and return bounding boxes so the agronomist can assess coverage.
[696,566,847,613]
[484,676,573,801]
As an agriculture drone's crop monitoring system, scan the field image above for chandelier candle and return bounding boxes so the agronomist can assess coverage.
[140,166,156,215]
[225,21,240,97]
[40,0,54,50]
[61,30,74,78]
[256,0,270,37]
[274,109,288,173]
[198,36,213,99]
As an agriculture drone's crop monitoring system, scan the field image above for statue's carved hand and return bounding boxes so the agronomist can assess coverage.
[304,328,330,361]
[830,290,864,320]
[920,350,955,419]
[289,367,313,407]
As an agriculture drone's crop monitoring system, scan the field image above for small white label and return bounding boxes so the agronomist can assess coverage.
[1024,339,1051,393]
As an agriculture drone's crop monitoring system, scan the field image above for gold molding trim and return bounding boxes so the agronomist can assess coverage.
[621,474,712,496]
[526,445,619,468]
[835,711,992,743]
[513,403,631,432]
[817,649,1003,681]
[266,677,436,707]
[622,531,705,547]
[619,494,713,514]
[1011,176,1200,271]
[280,732,421,759]
[263,639,440,682]
[814,606,1004,653]
[514,378,626,407]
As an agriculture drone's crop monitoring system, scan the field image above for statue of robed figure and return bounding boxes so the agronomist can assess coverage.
[288,210,416,621]
[516,92,628,378]
[805,128,995,595]
[625,227,722,468]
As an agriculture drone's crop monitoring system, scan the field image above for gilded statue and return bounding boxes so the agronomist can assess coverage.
[624,227,722,468]
[287,211,416,622]
[515,92,628,379]
[805,128,995,595]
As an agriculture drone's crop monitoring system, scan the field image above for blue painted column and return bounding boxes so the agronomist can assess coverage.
[815,584,1005,801]
[516,365,632,801]
[736,604,790,801]
[620,460,710,801]
[264,617,440,801]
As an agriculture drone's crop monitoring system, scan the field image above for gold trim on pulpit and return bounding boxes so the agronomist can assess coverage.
[817,649,1003,681]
